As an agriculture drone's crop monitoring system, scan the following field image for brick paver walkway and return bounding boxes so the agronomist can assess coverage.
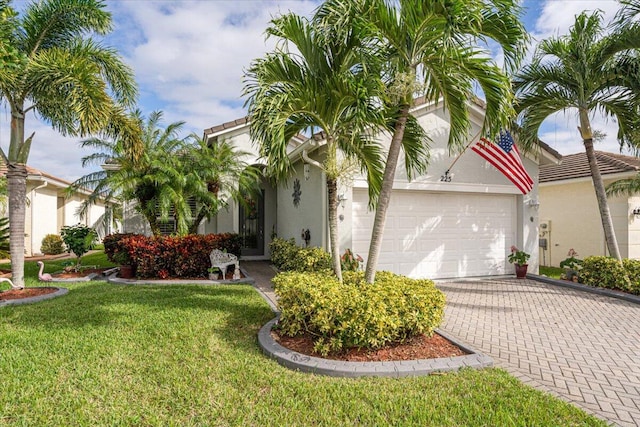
[438,277,640,427]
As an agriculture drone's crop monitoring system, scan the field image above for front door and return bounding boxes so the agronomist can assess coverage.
[239,190,264,256]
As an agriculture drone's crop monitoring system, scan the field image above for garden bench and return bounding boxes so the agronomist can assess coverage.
[209,249,240,280]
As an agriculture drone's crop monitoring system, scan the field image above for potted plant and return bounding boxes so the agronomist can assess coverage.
[113,250,134,279]
[508,246,530,278]
[560,248,582,282]
[208,267,220,280]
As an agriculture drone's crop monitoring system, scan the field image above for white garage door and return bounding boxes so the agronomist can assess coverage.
[352,189,517,279]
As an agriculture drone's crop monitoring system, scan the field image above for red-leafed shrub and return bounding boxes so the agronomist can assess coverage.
[103,233,242,279]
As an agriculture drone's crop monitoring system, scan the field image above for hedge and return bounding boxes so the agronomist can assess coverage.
[580,256,640,295]
[269,237,332,272]
[273,270,446,356]
[103,233,242,279]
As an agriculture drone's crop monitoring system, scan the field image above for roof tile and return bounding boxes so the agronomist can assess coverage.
[540,151,640,183]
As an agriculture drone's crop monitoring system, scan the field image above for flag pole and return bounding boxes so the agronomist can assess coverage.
[440,129,482,182]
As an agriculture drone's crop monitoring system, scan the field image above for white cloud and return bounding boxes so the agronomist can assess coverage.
[3,0,637,183]
[532,0,620,40]
[537,110,632,156]
[1,1,318,182]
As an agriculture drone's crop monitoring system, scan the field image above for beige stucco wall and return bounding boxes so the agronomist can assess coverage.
[277,159,326,249]
[23,182,106,255]
[29,185,59,255]
[539,177,636,266]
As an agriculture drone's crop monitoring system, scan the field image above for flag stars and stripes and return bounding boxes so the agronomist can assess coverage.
[471,130,534,194]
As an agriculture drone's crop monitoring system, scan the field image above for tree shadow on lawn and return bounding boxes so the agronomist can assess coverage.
[0,282,274,352]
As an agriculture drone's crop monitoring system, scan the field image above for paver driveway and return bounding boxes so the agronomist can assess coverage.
[438,277,640,427]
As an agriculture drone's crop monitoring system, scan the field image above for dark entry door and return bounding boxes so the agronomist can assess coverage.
[239,190,264,256]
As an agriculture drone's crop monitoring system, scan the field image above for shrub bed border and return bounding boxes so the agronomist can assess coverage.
[258,316,493,378]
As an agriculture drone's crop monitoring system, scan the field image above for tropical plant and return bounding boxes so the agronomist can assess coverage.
[0,217,9,259]
[0,0,22,72]
[244,11,387,281]
[0,0,138,287]
[559,248,583,271]
[182,134,261,234]
[507,246,530,266]
[71,113,260,237]
[70,110,189,236]
[60,224,97,271]
[318,0,528,283]
[340,248,363,272]
[514,10,640,260]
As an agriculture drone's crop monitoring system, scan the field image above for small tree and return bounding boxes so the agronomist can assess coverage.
[60,224,97,271]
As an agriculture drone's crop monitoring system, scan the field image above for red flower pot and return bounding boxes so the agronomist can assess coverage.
[515,264,528,279]
[119,265,135,279]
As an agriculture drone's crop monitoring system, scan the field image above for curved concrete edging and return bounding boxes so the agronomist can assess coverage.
[258,317,493,378]
[0,287,68,307]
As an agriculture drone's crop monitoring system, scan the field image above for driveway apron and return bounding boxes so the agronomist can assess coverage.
[438,277,640,427]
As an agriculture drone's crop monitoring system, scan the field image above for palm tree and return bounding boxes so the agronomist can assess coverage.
[71,114,261,237]
[70,111,185,237]
[319,0,528,283]
[0,0,137,288]
[244,12,387,281]
[182,134,261,235]
[514,10,640,260]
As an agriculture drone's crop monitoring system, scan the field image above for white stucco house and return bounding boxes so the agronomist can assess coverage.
[123,97,561,279]
[539,151,640,267]
[0,162,113,256]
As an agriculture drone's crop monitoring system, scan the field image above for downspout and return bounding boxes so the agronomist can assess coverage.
[301,149,323,170]
[30,180,47,256]
[301,149,328,250]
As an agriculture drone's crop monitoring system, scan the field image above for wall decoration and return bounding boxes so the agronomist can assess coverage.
[292,178,301,207]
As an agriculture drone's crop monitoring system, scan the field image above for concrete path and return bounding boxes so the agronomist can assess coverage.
[438,277,640,427]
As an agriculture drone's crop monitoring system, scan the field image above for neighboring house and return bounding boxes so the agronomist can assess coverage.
[0,162,113,256]
[124,98,560,279]
[539,151,640,267]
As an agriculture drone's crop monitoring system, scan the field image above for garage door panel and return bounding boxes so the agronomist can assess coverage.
[352,189,516,279]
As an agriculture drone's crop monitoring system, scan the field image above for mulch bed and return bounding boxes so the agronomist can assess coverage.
[272,330,469,362]
[0,287,58,301]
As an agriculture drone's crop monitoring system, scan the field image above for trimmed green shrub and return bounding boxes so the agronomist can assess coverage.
[269,237,332,272]
[269,238,298,270]
[273,270,446,356]
[60,224,97,269]
[41,234,65,255]
[579,256,640,295]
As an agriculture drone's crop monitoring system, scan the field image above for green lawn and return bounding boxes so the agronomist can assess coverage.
[0,257,604,426]
[539,265,564,279]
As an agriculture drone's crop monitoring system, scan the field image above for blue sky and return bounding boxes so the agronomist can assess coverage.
[0,0,626,182]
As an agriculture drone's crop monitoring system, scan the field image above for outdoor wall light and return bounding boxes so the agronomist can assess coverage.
[338,193,348,208]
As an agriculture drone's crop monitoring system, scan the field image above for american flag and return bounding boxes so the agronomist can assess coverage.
[471,130,533,194]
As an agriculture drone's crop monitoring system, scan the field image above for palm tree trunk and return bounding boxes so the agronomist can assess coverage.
[189,209,207,235]
[583,138,622,259]
[139,204,162,237]
[327,177,342,281]
[7,164,27,289]
[364,104,410,283]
